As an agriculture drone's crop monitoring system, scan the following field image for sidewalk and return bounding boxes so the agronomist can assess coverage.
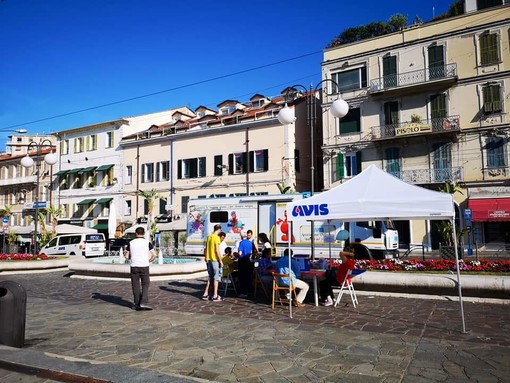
[0,270,509,382]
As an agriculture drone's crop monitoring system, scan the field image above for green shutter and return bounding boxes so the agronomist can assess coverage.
[356,152,362,174]
[337,153,344,180]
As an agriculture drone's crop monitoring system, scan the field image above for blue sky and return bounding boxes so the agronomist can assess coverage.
[0,0,454,147]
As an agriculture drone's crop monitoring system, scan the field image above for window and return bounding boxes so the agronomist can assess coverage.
[141,163,154,183]
[432,142,452,171]
[428,45,445,80]
[75,137,84,153]
[480,32,500,65]
[385,148,401,175]
[60,140,69,155]
[382,56,397,88]
[106,132,114,148]
[231,153,246,174]
[486,137,506,168]
[177,157,206,179]
[220,106,235,115]
[332,66,367,93]
[384,101,399,125]
[250,149,268,172]
[477,0,503,10]
[159,198,167,215]
[126,166,132,185]
[156,161,170,182]
[87,135,97,151]
[333,152,361,181]
[182,196,189,213]
[214,155,223,176]
[125,200,132,216]
[483,84,502,114]
[339,107,361,134]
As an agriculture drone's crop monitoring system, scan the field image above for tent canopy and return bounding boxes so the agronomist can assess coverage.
[287,165,454,222]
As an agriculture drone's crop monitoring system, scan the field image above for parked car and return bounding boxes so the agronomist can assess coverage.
[40,233,106,258]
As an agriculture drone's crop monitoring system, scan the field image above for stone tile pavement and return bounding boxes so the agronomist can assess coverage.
[0,271,509,382]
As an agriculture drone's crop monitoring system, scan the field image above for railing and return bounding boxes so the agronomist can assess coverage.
[388,167,463,184]
[370,115,460,140]
[370,63,457,92]
[0,175,37,187]
[482,166,509,178]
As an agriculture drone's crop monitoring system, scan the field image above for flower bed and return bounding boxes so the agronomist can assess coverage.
[0,253,51,261]
[313,258,510,273]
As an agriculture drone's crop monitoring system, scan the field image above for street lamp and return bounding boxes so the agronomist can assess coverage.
[277,80,348,194]
[0,128,28,133]
[278,80,348,260]
[20,139,57,257]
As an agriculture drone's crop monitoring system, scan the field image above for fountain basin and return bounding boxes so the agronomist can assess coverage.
[69,256,207,281]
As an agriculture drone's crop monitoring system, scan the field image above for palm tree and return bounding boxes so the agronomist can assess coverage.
[44,205,63,233]
[0,205,12,219]
[437,181,464,248]
[137,189,161,240]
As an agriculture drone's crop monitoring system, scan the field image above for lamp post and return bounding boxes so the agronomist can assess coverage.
[0,129,28,133]
[277,80,349,259]
[20,140,57,257]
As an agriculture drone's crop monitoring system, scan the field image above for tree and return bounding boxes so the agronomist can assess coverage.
[137,189,161,240]
[436,181,464,247]
[0,205,12,219]
[276,182,294,194]
[44,205,63,233]
[387,14,408,32]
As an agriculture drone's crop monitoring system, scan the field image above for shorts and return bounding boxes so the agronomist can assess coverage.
[207,261,221,282]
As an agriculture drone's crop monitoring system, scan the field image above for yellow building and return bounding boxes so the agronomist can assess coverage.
[321,3,510,250]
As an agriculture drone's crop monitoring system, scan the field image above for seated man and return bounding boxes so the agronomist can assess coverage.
[221,247,238,277]
[275,249,309,306]
[258,247,274,284]
[319,246,356,306]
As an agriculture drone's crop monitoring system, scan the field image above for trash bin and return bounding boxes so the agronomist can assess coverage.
[0,280,27,348]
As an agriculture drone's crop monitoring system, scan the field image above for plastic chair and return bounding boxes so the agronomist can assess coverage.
[334,269,358,308]
[221,264,237,296]
[271,272,297,310]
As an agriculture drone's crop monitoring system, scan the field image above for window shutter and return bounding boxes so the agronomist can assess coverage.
[177,160,182,179]
[356,152,362,174]
[199,157,206,177]
[263,149,269,171]
[242,152,248,174]
[190,158,198,178]
[141,164,145,183]
[248,151,254,172]
[214,155,222,176]
[228,154,233,175]
[155,163,160,182]
[337,153,344,180]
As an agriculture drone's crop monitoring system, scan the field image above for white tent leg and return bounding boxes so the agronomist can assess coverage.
[452,222,466,333]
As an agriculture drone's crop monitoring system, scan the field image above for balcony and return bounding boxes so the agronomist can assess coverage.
[389,167,464,184]
[371,115,460,141]
[0,175,37,187]
[370,63,457,95]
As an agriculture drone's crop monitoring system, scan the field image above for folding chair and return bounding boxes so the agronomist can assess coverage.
[334,269,358,308]
[253,267,270,300]
[271,272,297,310]
[221,264,237,296]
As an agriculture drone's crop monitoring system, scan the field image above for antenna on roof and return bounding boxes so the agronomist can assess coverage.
[432,6,435,19]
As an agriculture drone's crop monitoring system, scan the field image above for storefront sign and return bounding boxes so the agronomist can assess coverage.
[395,123,432,137]
[489,210,510,219]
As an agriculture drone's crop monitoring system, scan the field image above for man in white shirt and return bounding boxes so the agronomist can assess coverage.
[124,227,157,310]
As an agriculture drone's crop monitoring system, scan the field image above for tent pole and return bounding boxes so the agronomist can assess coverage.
[452,221,466,333]
[288,221,293,319]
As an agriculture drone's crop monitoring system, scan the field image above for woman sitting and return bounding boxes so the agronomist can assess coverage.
[319,246,356,307]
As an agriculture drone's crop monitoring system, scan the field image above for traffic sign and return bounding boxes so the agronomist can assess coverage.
[2,217,8,225]
[464,208,472,219]
[34,201,47,208]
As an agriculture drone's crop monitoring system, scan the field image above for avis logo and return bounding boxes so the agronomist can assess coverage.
[292,204,329,217]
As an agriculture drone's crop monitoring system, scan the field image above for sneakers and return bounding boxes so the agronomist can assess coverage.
[211,295,223,302]
[139,304,153,310]
[324,296,334,307]
[131,304,141,311]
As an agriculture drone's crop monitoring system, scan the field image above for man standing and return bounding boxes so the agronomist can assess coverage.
[203,224,224,301]
[237,231,254,298]
[124,227,157,311]
[275,249,309,307]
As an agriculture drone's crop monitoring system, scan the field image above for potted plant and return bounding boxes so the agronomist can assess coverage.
[410,114,422,123]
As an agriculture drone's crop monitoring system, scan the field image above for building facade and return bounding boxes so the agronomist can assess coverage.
[321,3,510,249]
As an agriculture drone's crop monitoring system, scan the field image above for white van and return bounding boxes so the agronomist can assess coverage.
[40,233,106,258]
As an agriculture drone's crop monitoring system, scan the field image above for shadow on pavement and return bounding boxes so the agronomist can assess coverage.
[91,292,132,308]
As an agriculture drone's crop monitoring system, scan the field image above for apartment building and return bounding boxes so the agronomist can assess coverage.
[119,91,313,227]
[0,134,56,232]
[52,107,193,233]
[321,2,510,249]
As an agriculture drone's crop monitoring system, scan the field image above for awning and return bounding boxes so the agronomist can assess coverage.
[76,198,96,206]
[54,170,68,176]
[96,164,114,171]
[157,218,187,231]
[93,223,108,230]
[79,166,97,173]
[468,198,510,222]
[67,168,83,175]
[96,197,113,204]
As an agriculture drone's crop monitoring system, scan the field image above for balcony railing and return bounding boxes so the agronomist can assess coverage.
[370,63,457,93]
[371,115,460,140]
[388,167,463,184]
[0,175,37,187]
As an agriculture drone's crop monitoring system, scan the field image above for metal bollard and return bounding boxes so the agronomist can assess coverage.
[0,280,27,348]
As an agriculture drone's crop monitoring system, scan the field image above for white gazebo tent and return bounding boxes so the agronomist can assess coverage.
[286,165,465,332]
